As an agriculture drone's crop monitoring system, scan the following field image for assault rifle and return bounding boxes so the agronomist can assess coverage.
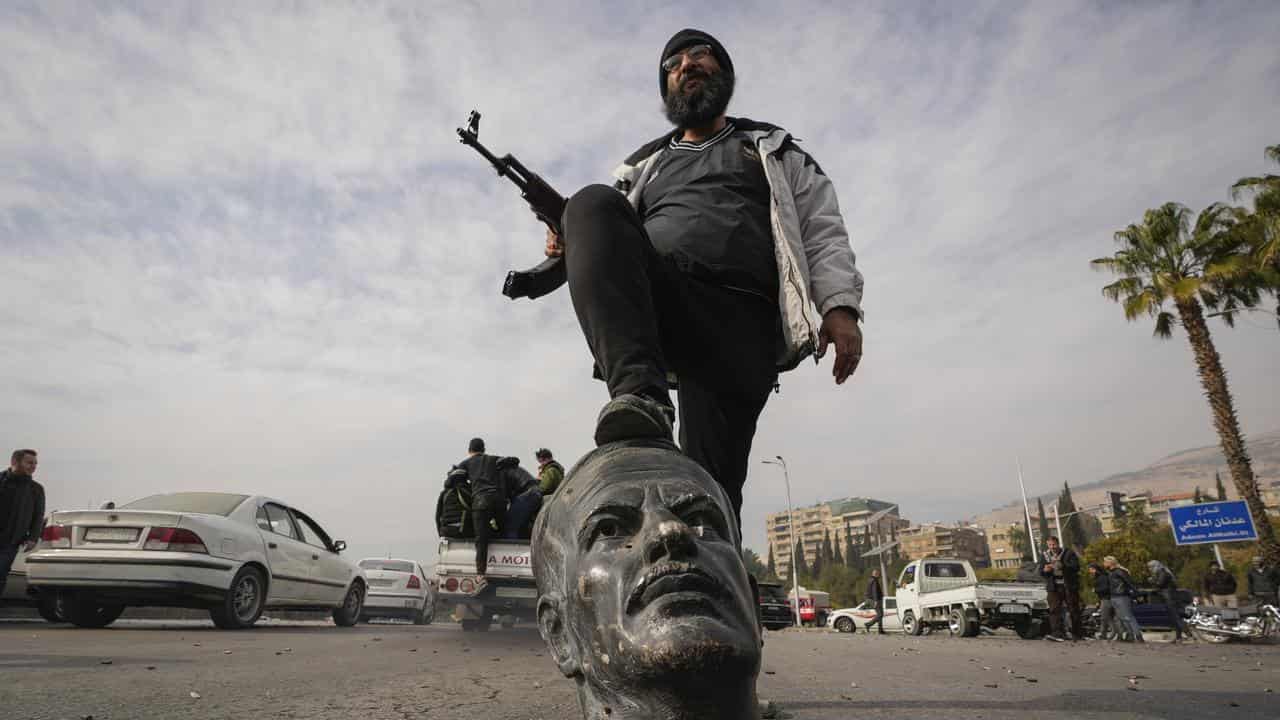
[456,110,567,300]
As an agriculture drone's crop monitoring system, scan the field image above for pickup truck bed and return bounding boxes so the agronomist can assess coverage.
[434,538,537,632]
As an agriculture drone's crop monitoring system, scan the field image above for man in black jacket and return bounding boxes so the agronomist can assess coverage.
[456,438,506,574]
[864,569,885,634]
[1247,556,1280,606]
[1040,536,1082,642]
[1203,560,1238,608]
[0,449,44,598]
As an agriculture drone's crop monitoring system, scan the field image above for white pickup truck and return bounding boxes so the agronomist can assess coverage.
[894,558,1049,638]
[434,537,538,632]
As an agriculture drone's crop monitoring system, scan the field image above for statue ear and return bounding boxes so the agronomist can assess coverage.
[537,593,580,678]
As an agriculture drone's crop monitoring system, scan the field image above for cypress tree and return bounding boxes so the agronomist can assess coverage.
[767,545,777,579]
[833,530,845,566]
[794,540,808,579]
[1215,472,1227,501]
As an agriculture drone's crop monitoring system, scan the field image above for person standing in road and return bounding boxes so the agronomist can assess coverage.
[1088,563,1119,640]
[535,448,564,498]
[0,449,44,598]
[1148,559,1195,643]
[1040,536,1082,641]
[546,29,865,527]
[863,568,886,634]
[1247,556,1280,606]
[1103,556,1144,643]
[1202,560,1238,608]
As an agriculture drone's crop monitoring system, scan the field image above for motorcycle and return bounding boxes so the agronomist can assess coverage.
[1189,602,1280,643]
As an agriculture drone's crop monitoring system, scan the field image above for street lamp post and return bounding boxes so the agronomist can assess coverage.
[762,456,802,628]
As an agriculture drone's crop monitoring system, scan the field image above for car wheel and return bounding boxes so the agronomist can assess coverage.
[414,601,434,625]
[210,566,266,630]
[65,593,125,629]
[949,608,978,637]
[902,611,923,636]
[332,582,365,627]
[835,616,855,633]
[36,590,67,624]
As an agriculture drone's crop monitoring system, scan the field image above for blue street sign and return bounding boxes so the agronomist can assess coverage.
[1168,500,1258,545]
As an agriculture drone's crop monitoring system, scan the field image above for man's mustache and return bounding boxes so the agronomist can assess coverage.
[625,561,730,615]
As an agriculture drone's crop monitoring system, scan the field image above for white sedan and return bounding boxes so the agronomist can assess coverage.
[827,596,903,633]
[358,558,435,624]
[26,492,367,630]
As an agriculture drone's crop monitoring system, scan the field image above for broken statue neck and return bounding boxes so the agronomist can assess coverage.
[576,672,760,720]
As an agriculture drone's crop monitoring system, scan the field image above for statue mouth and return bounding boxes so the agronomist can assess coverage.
[626,561,729,616]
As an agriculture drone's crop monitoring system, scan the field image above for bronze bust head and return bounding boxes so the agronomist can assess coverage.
[532,440,762,720]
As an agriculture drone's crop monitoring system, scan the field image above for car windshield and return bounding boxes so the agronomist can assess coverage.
[121,493,249,516]
[759,585,789,602]
[359,560,415,573]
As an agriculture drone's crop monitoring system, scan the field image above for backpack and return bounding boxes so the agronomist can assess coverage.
[436,467,474,538]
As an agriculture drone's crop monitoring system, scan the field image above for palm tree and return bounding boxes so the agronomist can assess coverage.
[1230,144,1280,328]
[1231,144,1280,267]
[1092,202,1279,564]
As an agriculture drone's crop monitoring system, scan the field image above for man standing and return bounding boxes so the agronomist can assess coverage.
[1103,556,1144,643]
[1040,536,1082,642]
[547,29,864,524]
[1203,560,1238,608]
[1,449,44,598]
[864,568,886,635]
[1087,563,1118,640]
[535,448,564,498]
[1247,556,1280,606]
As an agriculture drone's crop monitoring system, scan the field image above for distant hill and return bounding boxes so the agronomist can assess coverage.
[970,430,1280,527]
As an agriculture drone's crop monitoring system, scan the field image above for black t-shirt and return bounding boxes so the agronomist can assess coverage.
[639,123,777,300]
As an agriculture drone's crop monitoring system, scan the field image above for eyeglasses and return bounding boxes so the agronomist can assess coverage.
[662,44,713,73]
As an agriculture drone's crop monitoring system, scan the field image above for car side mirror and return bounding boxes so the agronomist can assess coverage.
[333,540,347,553]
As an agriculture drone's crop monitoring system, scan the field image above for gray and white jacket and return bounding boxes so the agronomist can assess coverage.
[611,117,863,372]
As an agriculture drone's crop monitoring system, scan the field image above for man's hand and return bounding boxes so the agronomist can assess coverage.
[545,227,563,258]
[817,307,862,384]
[22,539,37,552]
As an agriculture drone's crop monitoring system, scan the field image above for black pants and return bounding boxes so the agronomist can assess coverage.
[1162,589,1191,639]
[563,185,778,521]
[1047,587,1083,639]
[866,601,885,633]
[0,543,20,598]
[472,506,499,575]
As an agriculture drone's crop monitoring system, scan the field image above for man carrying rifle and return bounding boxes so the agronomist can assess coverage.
[545,29,865,523]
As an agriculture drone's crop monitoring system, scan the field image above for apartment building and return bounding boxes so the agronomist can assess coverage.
[1097,490,1197,535]
[985,523,1024,569]
[765,497,908,577]
[899,523,990,566]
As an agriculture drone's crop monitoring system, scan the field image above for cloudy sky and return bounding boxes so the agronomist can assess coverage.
[3,1,1279,562]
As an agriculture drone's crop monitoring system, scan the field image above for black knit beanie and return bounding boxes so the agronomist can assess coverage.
[659,28,733,99]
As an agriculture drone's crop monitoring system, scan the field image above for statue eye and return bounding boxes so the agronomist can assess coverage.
[589,515,631,545]
[684,511,724,540]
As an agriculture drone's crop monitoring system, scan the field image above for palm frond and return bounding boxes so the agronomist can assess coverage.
[1153,311,1177,339]
[1123,290,1159,320]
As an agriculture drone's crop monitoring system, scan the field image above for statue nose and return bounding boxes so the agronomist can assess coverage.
[645,519,696,563]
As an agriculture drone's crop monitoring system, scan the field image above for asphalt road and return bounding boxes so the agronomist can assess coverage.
[2,618,1278,720]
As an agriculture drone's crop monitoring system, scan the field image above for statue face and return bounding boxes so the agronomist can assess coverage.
[543,447,759,685]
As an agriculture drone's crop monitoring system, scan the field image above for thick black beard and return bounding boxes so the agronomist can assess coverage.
[664,70,734,129]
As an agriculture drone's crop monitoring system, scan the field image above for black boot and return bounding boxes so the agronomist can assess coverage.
[594,393,674,446]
